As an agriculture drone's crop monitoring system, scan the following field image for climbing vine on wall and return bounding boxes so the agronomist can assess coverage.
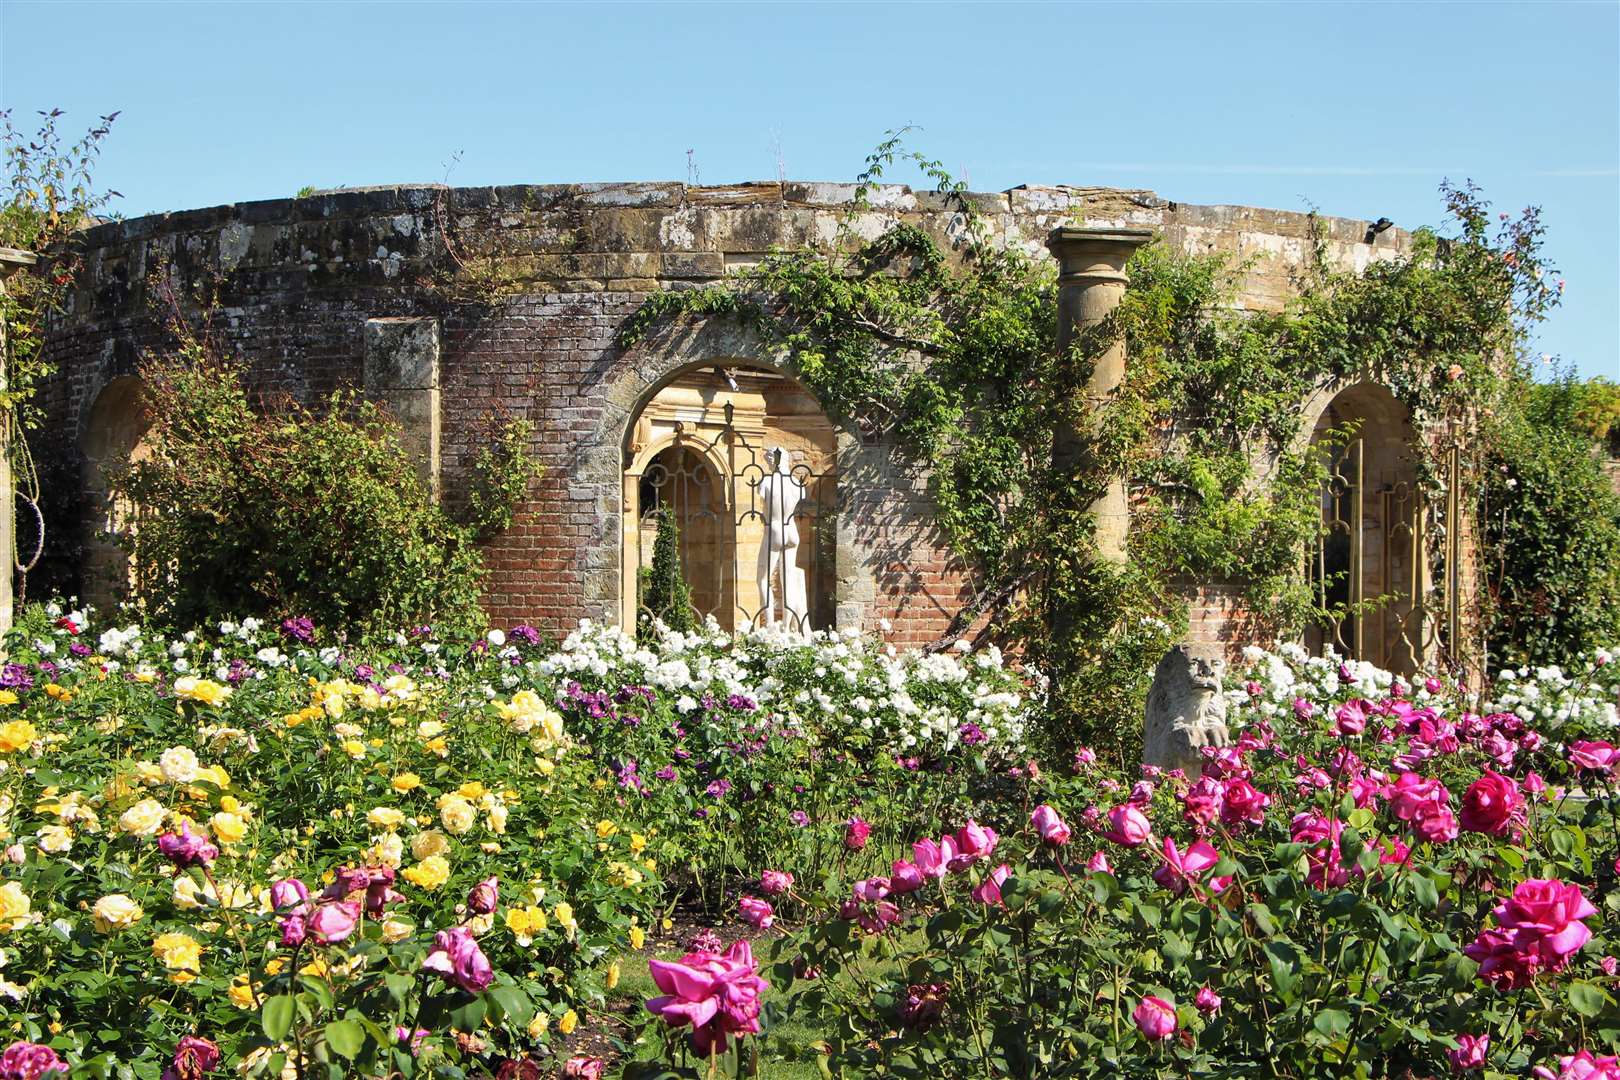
[619,135,1576,760]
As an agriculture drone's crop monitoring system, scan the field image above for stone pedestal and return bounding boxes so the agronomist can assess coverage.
[364,317,441,499]
[1048,227,1153,561]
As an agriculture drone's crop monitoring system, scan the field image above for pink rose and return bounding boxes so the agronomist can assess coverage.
[269,877,311,914]
[1031,804,1071,845]
[1569,741,1620,773]
[1533,1050,1620,1080]
[912,837,954,879]
[954,820,999,860]
[759,870,794,896]
[1333,699,1370,736]
[164,1036,220,1080]
[646,939,768,1054]
[1103,804,1152,847]
[563,1058,606,1080]
[738,896,773,930]
[1495,879,1598,962]
[1132,995,1177,1041]
[844,818,871,851]
[422,926,493,993]
[308,900,361,945]
[1447,1033,1488,1072]
[1086,850,1112,874]
[971,864,1011,907]
[1151,837,1222,897]
[157,822,219,869]
[1220,779,1270,828]
[1387,772,1450,821]
[1194,986,1222,1014]
[0,1042,68,1080]
[888,860,925,895]
[1181,778,1224,827]
[1411,799,1459,844]
[1459,772,1524,836]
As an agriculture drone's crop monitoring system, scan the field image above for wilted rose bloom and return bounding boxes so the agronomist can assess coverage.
[1194,986,1222,1014]
[423,926,494,993]
[645,939,767,1055]
[1603,956,1618,977]
[562,1058,607,1080]
[493,1059,542,1080]
[1086,850,1112,874]
[1133,995,1177,1041]
[1569,741,1620,773]
[1459,772,1524,837]
[156,822,219,869]
[888,859,925,894]
[1103,804,1152,847]
[844,818,871,851]
[899,982,948,1030]
[270,877,311,914]
[1031,804,1071,845]
[163,1036,220,1080]
[308,900,362,945]
[851,876,890,903]
[759,870,793,896]
[467,876,499,915]
[738,896,773,929]
[1447,1033,1488,1072]
[0,1042,67,1080]
[971,864,1011,907]
[278,913,308,948]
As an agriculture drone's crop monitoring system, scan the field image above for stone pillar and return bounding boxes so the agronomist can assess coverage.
[0,248,38,636]
[1048,227,1153,561]
[363,317,441,499]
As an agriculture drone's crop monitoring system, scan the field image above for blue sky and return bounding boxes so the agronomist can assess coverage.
[3,0,1616,378]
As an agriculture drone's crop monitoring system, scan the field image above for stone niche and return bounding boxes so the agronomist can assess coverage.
[620,366,837,632]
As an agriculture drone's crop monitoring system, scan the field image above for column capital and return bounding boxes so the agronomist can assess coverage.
[1047,227,1154,286]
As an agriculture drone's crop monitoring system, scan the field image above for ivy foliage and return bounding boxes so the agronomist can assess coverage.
[619,135,1580,761]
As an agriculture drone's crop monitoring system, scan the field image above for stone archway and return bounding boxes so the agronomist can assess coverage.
[80,376,151,610]
[1302,381,1425,674]
[619,364,839,632]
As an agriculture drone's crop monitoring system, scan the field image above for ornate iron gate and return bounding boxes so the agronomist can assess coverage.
[625,405,837,633]
[1309,439,1463,674]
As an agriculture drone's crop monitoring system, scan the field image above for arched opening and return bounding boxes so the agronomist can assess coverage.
[1304,382,1425,674]
[621,365,838,633]
[80,376,152,610]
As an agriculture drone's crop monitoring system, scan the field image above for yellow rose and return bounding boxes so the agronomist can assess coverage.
[606,861,643,888]
[558,1009,578,1035]
[486,803,508,835]
[0,691,17,706]
[0,721,37,754]
[606,961,620,989]
[391,772,422,793]
[152,931,203,982]
[43,683,71,702]
[340,740,366,760]
[0,882,31,930]
[365,833,405,869]
[210,811,248,845]
[629,925,645,950]
[410,830,450,861]
[380,918,413,944]
[438,796,476,836]
[366,807,405,830]
[158,747,200,784]
[595,820,619,839]
[118,798,166,837]
[527,1013,550,1039]
[173,677,231,707]
[228,974,256,1009]
[92,894,143,933]
[36,824,72,854]
[401,855,450,890]
[424,736,449,758]
[629,833,647,855]
[198,764,231,790]
[535,758,555,776]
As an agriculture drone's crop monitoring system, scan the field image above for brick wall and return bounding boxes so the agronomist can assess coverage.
[36,181,1411,643]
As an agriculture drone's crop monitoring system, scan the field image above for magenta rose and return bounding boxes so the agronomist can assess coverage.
[912,837,953,879]
[163,1036,221,1080]
[844,818,871,851]
[563,1058,607,1080]
[646,939,768,1055]
[759,870,794,896]
[1031,804,1071,845]
[156,822,218,869]
[1447,1033,1488,1072]
[269,877,311,914]
[1103,804,1152,847]
[737,896,773,929]
[1220,779,1271,828]
[0,1042,67,1080]
[1459,772,1524,836]
[422,926,493,993]
[954,819,999,860]
[1569,741,1620,773]
[1132,995,1177,1041]
[1194,986,1222,1014]
[888,859,925,895]
[971,864,1011,907]
[1494,879,1597,963]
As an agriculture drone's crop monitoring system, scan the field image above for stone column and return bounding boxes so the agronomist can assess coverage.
[0,248,38,636]
[363,317,441,500]
[1048,227,1153,561]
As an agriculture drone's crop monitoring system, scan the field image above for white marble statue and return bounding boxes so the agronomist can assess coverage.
[757,447,809,629]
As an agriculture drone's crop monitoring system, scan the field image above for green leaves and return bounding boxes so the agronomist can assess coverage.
[261,994,295,1042]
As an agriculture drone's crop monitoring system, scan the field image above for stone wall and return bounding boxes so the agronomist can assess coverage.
[36,180,1410,645]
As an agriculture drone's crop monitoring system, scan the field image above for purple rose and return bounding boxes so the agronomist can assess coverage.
[0,1042,67,1079]
[467,876,499,915]
[422,926,493,992]
[157,822,219,869]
